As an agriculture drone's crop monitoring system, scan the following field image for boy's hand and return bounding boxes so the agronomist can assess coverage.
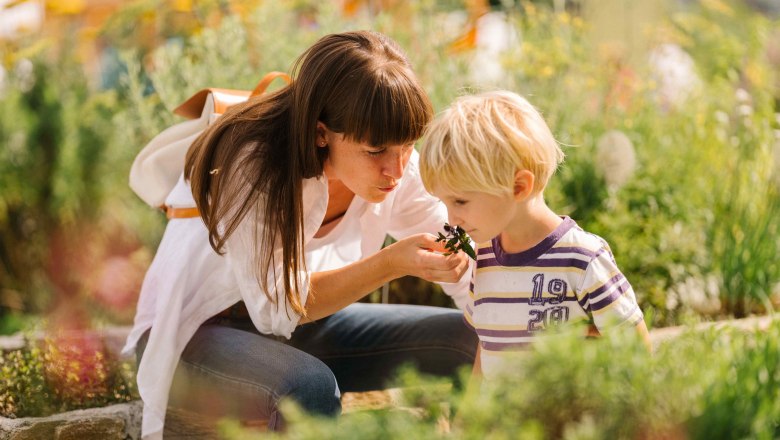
[387,233,470,283]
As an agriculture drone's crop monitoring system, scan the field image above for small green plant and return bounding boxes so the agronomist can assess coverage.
[220,321,780,440]
[436,223,476,260]
[0,336,138,418]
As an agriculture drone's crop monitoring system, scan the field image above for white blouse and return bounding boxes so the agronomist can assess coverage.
[122,150,470,439]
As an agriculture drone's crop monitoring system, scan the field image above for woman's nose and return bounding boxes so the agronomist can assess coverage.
[383,152,405,179]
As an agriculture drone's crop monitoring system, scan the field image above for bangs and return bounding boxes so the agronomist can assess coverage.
[325,63,433,147]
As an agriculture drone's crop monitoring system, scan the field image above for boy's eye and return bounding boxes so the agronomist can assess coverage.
[366,149,385,156]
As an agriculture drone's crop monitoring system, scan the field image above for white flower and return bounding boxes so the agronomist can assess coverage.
[14,58,35,92]
[714,110,730,126]
[468,12,518,86]
[0,64,6,98]
[668,275,721,316]
[737,104,754,117]
[735,88,752,104]
[594,130,636,190]
[648,43,701,109]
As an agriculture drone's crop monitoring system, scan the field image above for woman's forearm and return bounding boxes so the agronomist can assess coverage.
[302,233,469,322]
[303,246,401,321]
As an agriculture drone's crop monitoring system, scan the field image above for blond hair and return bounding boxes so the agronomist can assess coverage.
[420,90,563,197]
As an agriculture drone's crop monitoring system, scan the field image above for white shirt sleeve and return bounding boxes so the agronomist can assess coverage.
[577,246,643,330]
[384,151,471,309]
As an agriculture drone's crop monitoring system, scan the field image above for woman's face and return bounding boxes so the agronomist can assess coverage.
[319,124,415,203]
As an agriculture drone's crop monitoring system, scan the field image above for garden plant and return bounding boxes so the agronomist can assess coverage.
[0,0,778,434]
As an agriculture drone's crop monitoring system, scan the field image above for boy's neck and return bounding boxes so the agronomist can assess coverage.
[498,195,562,254]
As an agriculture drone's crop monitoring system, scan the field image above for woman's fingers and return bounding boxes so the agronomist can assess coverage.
[415,232,449,253]
[388,233,471,282]
[414,242,470,282]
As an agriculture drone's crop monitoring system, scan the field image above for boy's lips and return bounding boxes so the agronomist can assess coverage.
[378,185,397,192]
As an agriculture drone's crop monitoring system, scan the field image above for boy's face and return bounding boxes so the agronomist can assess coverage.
[433,186,516,244]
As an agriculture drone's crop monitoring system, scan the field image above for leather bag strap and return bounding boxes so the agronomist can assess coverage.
[173,71,292,119]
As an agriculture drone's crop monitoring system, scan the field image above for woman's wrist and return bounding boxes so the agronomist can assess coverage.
[377,242,407,280]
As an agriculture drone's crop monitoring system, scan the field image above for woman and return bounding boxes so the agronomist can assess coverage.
[123,31,477,438]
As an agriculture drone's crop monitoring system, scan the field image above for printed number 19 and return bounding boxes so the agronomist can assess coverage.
[530,274,568,305]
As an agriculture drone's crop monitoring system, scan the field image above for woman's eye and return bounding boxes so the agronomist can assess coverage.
[453,199,468,206]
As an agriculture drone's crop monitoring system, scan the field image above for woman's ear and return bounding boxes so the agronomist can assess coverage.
[315,121,328,148]
[513,169,535,201]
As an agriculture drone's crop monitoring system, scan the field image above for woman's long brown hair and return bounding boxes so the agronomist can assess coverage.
[185,31,433,317]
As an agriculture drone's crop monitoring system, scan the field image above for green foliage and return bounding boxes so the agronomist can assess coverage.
[0,337,137,418]
[1,0,778,327]
[220,321,780,439]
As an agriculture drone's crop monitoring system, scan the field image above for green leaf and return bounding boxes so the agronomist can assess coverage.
[460,241,477,260]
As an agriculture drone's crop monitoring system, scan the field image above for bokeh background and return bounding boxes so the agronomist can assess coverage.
[0,0,778,334]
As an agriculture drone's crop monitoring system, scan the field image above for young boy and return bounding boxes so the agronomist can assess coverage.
[419,91,650,376]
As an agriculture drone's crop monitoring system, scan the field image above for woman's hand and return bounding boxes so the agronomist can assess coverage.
[385,233,471,283]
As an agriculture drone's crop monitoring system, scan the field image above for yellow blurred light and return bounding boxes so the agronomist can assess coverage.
[744,61,767,89]
[172,0,192,12]
[46,0,85,15]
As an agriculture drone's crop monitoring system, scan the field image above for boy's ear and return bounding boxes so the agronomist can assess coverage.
[513,169,535,201]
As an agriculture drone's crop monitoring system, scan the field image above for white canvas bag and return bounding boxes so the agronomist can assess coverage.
[129,72,291,208]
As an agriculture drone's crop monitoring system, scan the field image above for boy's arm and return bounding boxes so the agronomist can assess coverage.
[472,344,482,377]
[635,320,652,352]
[464,343,482,397]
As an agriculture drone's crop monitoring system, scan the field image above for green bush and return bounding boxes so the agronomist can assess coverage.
[1,0,778,329]
[220,320,780,439]
[0,335,137,418]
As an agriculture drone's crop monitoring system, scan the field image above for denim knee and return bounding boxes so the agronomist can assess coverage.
[283,361,341,417]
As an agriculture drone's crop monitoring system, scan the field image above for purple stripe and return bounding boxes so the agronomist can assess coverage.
[474,296,578,306]
[591,279,632,311]
[577,294,590,311]
[588,273,626,300]
[546,246,598,258]
[480,340,532,351]
[478,257,588,270]
[492,217,577,266]
[477,328,533,337]
[477,246,493,255]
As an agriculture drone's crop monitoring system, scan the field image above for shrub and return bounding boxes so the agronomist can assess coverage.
[220,320,780,439]
[0,335,137,418]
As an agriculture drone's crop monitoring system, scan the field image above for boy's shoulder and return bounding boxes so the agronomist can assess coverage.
[552,219,612,257]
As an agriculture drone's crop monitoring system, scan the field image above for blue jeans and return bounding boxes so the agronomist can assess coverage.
[136,303,477,430]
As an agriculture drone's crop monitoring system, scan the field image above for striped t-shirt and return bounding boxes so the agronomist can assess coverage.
[465,216,644,376]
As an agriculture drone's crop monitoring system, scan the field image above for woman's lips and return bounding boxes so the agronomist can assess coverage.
[378,185,397,193]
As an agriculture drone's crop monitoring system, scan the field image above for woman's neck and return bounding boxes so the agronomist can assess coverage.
[498,196,562,254]
[314,179,355,238]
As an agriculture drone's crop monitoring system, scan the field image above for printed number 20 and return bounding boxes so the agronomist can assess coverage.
[528,306,570,331]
